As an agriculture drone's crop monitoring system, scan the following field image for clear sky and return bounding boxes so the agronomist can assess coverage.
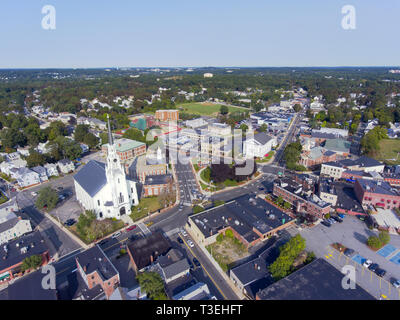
[0,0,399,68]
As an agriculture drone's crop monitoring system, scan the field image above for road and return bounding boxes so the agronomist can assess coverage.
[273,112,301,166]
[172,158,202,206]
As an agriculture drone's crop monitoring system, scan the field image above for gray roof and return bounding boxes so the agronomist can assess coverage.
[73,160,107,197]
[31,166,47,175]
[76,245,118,281]
[0,217,20,233]
[230,257,269,286]
[162,259,190,279]
[256,258,374,300]
[253,132,273,145]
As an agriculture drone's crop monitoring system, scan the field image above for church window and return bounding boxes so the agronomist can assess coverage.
[97,200,100,206]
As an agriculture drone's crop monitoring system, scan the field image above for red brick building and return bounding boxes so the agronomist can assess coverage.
[155,109,179,122]
[75,245,120,299]
[354,179,400,210]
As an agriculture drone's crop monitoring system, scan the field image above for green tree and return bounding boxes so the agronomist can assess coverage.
[293,104,302,112]
[74,124,90,142]
[378,231,390,245]
[26,150,46,168]
[83,132,99,148]
[367,236,383,249]
[136,272,168,300]
[259,123,268,133]
[220,105,229,115]
[20,255,43,272]
[269,234,306,280]
[193,205,204,214]
[35,186,58,211]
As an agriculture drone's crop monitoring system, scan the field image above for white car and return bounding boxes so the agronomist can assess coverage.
[187,240,195,248]
[111,232,121,239]
[31,191,38,197]
[181,230,188,237]
[363,259,372,268]
[392,279,400,288]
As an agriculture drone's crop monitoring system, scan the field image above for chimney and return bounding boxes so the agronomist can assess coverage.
[254,263,258,270]
[150,255,154,264]
[83,265,87,273]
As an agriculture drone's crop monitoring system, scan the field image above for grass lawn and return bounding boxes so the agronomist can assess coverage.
[0,193,8,205]
[375,139,400,165]
[256,151,275,163]
[177,102,248,116]
[130,196,162,222]
[206,235,249,272]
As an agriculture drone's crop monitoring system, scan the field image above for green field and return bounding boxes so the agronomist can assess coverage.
[177,102,249,116]
[376,139,400,164]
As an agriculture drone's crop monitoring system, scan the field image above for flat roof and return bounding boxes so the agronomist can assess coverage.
[257,258,374,300]
[190,195,293,243]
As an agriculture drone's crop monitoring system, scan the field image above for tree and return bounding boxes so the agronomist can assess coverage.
[136,272,167,300]
[35,186,58,211]
[26,150,46,168]
[20,255,43,272]
[367,236,382,249]
[74,124,90,143]
[378,231,390,245]
[83,132,99,148]
[259,124,268,133]
[220,105,229,115]
[269,234,306,280]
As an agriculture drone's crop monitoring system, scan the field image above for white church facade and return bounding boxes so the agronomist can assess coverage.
[74,116,139,220]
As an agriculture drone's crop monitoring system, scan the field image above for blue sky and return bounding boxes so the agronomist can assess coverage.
[0,0,399,68]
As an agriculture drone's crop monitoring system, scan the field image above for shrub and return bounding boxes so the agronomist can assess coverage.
[378,231,390,245]
[216,233,224,243]
[225,229,234,239]
[367,236,383,249]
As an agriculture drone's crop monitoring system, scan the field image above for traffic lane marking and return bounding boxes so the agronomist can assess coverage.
[179,232,228,300]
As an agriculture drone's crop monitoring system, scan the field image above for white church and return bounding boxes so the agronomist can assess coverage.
[74,116,139,220]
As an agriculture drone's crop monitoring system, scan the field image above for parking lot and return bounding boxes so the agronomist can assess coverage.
[297,215,400,300]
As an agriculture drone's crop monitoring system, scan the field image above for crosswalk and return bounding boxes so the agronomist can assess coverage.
[137,222,151,236]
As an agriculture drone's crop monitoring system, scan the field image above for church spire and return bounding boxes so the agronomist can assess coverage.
[107,114,114,146]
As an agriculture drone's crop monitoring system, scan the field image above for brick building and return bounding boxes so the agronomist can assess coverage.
[354,179,400,210]
[75,245,120,299]
[155,110,179,122]
[102,138,146,163]
[273,178,331,219]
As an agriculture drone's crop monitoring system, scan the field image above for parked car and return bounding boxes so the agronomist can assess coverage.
[31,191,38,197]
[187,240,195,248]
[98,239,108,246]
[177,237,184,244]
[392,279,400,288]
[181,230,188,237]
[56,186,63,191]
[332,216,343,223]
[64,219,76,227]
[338,214,345,219]
[363,259,372,268]
[375,268,386,277]
[328,218,336,224]
[112,232,121,239]
[126,225,136,232]
[321,220,331,227]
[344,248,355,257]
[368,263,379,272]
[193,258,201,267]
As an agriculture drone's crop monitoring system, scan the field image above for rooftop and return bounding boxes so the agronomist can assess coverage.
[73,160,107,197]
[75,245,118,281]
[190,195,293,243]
[256,258,374,300]
[104,138,145,153]
[127,232,171,271]
[0,231,48,272]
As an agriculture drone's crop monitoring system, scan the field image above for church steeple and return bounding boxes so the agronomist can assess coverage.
[107,114,114,146]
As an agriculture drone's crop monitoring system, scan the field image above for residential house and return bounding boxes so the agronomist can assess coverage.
[243,132,277,158]
[44,163,59,177]
[0,217,32,245]
[31,166,49,183]
[57,159,75,174]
